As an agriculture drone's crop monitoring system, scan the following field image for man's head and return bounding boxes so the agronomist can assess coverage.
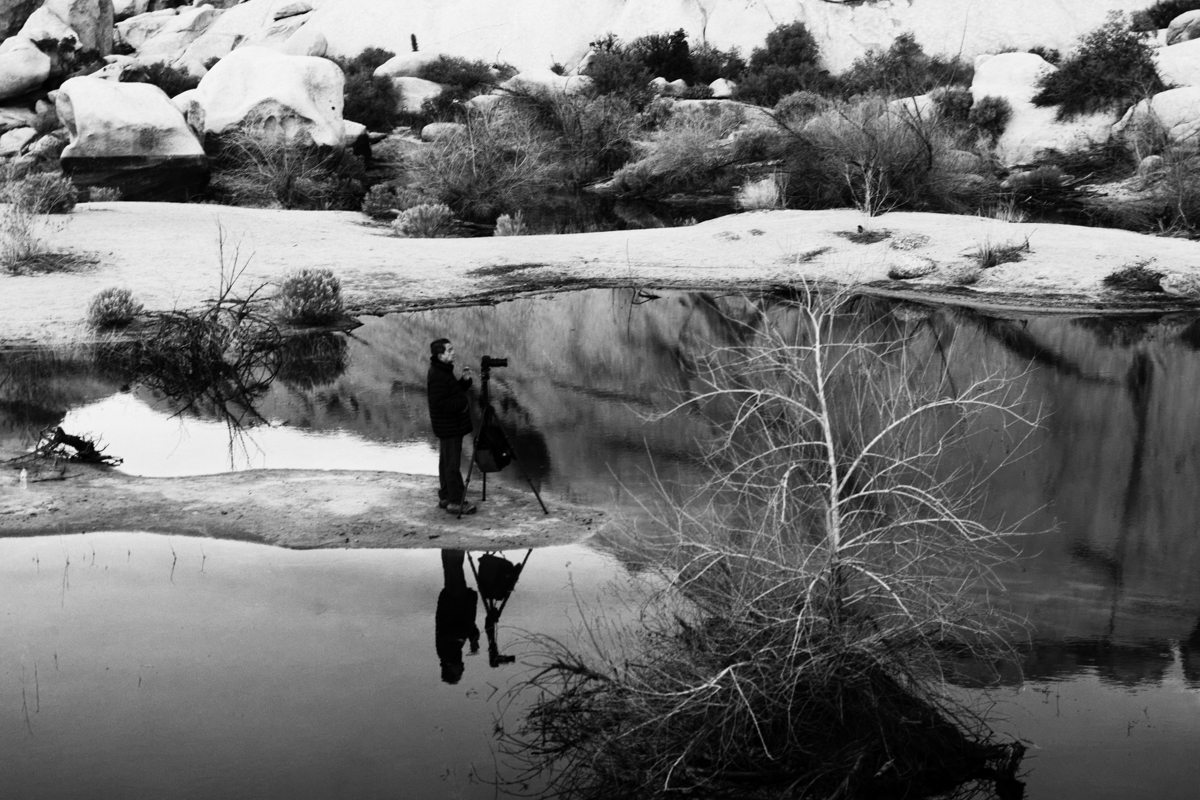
[431,338,454,364]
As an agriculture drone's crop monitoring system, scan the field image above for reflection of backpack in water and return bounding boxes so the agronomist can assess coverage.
[473,414,513,473]
[477,553,523,600]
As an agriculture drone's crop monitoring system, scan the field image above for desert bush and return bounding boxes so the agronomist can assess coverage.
[970,234,1030,268]
[208,125,366,210]
[416,55,497,93]
[1027,46,1062,65]
[361,183,402,219]
[392,202,457,237]
[582,34,655,107]
[119,61,199,97]
[87,186,122,202]
[688,42,746,84]
[87,287,142,329]
[931,85,973,125]
[14,172,78,214]
[798,97,982,215]
[1032,12,1165,120]
[735,63,837,107]
[493,211,528,235]
[968,95,1012,140]
[1132,0,1200,31]
[407,111,558,219]
[773,89,832,127]
[735,173,785,209]
[1104,260,1165,290]
[748,20,822,72]
[629,29,693,82]
[608,106,748,198]
[1147,147,1200,231]
[333,47,401,131]
[507,289,1030,800]
[274,267,344,325]
[839,32,973,98]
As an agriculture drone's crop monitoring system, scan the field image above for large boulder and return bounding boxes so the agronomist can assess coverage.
[241,12,309,48]
[272,23,325,57]
[44,0,113,55]
[1116,86,1200,147]
[0,102,38,131]
[0,0,43,40]
[1167,10,1200,46]
[135,6,219,63]
[193,45,345,148]
[971,51,1115,165]
[55,75,208,199]
[0,37,51,100]
[0,125,35,155]
[115,8,179,51]
[173,0,285,76]
[17,5,78,44]
[1155,37,1200,88]
[499,69,592,96]
[374,50,442,79]
[111,0,151,22]
[391,75,442,114]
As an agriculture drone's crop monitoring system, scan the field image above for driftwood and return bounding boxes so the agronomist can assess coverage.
[3,426,122,471]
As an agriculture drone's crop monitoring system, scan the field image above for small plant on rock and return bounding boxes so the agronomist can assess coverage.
[87,287,142,329]
[392,202,457,237]
[971,235,1030,269]
[274,268,344,326]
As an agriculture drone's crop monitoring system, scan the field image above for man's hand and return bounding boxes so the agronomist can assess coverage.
[461,366,472,378]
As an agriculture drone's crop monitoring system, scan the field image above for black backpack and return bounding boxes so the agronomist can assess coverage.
[477,553,523,600]
[473,416,513,473]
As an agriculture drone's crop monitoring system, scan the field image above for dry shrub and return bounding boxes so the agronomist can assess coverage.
[608,105,748,198]
[209,124,365,210]
[799,97,985,215]
[0,166,72,272]
[392,202,457,237]
[494,211,528,236]
[505,90,643,183]
[406,110,557,220]
[274,267,343,326]
[735,173,785,209]
[87,287,142,329]
[508,289,1031,800]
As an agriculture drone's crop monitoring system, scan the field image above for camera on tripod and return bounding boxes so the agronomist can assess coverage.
[480,355,508,374]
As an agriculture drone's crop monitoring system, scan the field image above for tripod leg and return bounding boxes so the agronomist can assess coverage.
[507,447,549,515]
[482,470,487,501]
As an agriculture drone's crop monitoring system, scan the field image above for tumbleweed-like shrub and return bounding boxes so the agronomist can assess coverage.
[506,289,1032,800]
[392,202,457,238]
[87,287,142,329]
[494,211,528,236]
[15,172,78,214]
[274,267,344,325]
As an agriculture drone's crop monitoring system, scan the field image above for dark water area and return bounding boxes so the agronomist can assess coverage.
[5,290,1200,797]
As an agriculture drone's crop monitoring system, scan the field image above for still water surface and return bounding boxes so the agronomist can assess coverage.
[4,289,1200,797]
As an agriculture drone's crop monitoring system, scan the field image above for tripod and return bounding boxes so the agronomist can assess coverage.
[468,549,532,667]
[461,361,549,517]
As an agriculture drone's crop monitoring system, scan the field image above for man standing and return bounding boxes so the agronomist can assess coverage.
[427,338,476,515]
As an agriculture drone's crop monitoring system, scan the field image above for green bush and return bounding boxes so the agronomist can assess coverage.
[839,32,973,98]
[17,172,77,213]
[930,86,973,125]
[275,268,344,325]
[582,35,654,106]
[507,90,641,183]
[628,29,693,82]
[119,61,200,97]
[415,55,497,93]
[1132,0,1200,31]
[748,21,822,72]
[417,86,471,123]
[968,95,1012,140]
[609,106,750,198]
[1032,13,1165,120]
[392,202,457,237]
[1027,46,1062,65]
[735,63,836,107]
[87,287,142,329]
[689,42,746,84]
[360,184,435,219]
[333,48,401,131]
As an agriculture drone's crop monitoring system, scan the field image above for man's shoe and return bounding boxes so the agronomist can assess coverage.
[438,499,449,509]
[446,501,477,515]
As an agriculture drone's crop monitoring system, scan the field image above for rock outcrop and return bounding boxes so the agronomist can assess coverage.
[1167,10,1200,46]
[0,0,44,39]
[0,36,50,100]
[44,0,114,56]
[1155,37,1200,89]
[192,45,345,149]
[971,52,1114,165]
[1116,87,1200,147]
[55,75,208,199]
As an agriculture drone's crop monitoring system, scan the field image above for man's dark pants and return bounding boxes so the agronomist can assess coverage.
[439,436,465,505]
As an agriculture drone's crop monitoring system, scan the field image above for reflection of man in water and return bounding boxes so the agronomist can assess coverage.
[435,549,479,684]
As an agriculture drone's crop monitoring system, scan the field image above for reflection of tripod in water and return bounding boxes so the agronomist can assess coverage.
[461,358,548,517]
[468,549,532,667]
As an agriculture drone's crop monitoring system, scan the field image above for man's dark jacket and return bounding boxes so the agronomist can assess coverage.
[427,358,473,438]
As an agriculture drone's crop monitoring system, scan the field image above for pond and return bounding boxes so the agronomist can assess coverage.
[4,289,1200,798]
